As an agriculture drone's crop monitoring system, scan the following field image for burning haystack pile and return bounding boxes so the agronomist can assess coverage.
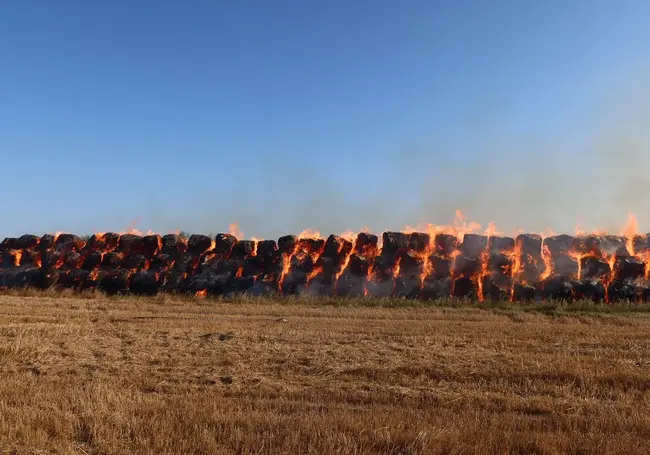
[1,227,650,302]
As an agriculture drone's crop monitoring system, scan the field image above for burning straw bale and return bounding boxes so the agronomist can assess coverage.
[1,226,650,303]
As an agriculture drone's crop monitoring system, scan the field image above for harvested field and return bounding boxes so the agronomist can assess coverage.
[1,294,650,454]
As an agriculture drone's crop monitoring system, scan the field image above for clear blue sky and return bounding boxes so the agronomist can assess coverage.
[2,1,650,237]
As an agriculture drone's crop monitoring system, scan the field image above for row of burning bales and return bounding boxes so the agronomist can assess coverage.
[1,230,650,302]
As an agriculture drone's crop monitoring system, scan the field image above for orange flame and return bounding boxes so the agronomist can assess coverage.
[228,223,244,239]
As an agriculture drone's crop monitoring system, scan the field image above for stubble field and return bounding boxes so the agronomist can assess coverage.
[0,293,649,454]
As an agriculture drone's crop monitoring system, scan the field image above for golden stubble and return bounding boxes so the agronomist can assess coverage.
[0,293,649,454]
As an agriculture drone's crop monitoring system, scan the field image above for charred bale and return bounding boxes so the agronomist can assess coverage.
[516,234,542,257]
[515,255,545,284]
[256,240,278,262]
[242,257,262,277]
[63,251,83,270]
[354,233,379,255]
[334,271,366,297]
[101,252,123,270]
[173,254,199,274]
[230,240,255,260]
[14,268,44,289]
[322,235,353,263]
[81,251,104,271]
[151,253,175,271]
[123,252,148,271]
[117,234,143,254]
[41,250,64,271]
[600,235,628,256]
[399,251,423,279]
[607,281,637,302]
[460,234,488,259]
[312,256,337,284]
[130,271,160,296]
[571,280,605,302]
[408,232,430,253]
[572,235,602,256]
[20,249,38,268]
[142,234,162,258]
[381,232,409,257]
[39,234,55,252]
[188,234,212,255]
[296,238,325,256]
[365,278,397,297]
[537,277,572,300]
[84,234,108,252]
[580,257,611,280]
[430,255,452,279]
[434,234,458,257]
[393,276,421,298]
[103,233,121,251]
[1,250,21,268]
[64,269,90,289]
[54,234,84,253]
[161,234,186,257]
[637,282,650,302]
[43,269,61,289]
[419,277,452,300]
[347,254,370,278]
[16,234,39,250]
[613,256,645,281]
[0,238,18,253]
[543,235,574,256]
[452,255,480,278]
[451,276,476,299]
[0,269,19,288]
[481,277,510,301]
[277,235,297,254]
[488,236,515,254]
[159,270,191,294]
[214,233,237,256]
[82,270,104,290]
[487,253,511,276]
[370,255,396,282]
[512,282,536,302]
[213,259,245,277]
[99,270,131,295]
[551,254,579,278]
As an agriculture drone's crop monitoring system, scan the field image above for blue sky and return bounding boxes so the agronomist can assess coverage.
[2,1,650,238]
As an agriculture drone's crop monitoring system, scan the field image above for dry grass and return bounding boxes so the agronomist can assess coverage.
[0,293,649,454]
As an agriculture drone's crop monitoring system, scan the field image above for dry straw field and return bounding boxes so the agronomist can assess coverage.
[1,292,650,454]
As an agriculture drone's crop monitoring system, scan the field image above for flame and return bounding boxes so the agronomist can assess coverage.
[483,221,501,237]
[475,249,490,301]
[623,213,639,256]
[195,289,207,298]
[12,250,22,267]
[392,256,402,295]
[298,229,322,240]
[540,245,553,281]
[338,230,357,244]
[307,266,322,284]
[228,223,244,239]
[507,241,524,301]
[235,266,243,278]
[419,253,434,290]
[251,237,260,256]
